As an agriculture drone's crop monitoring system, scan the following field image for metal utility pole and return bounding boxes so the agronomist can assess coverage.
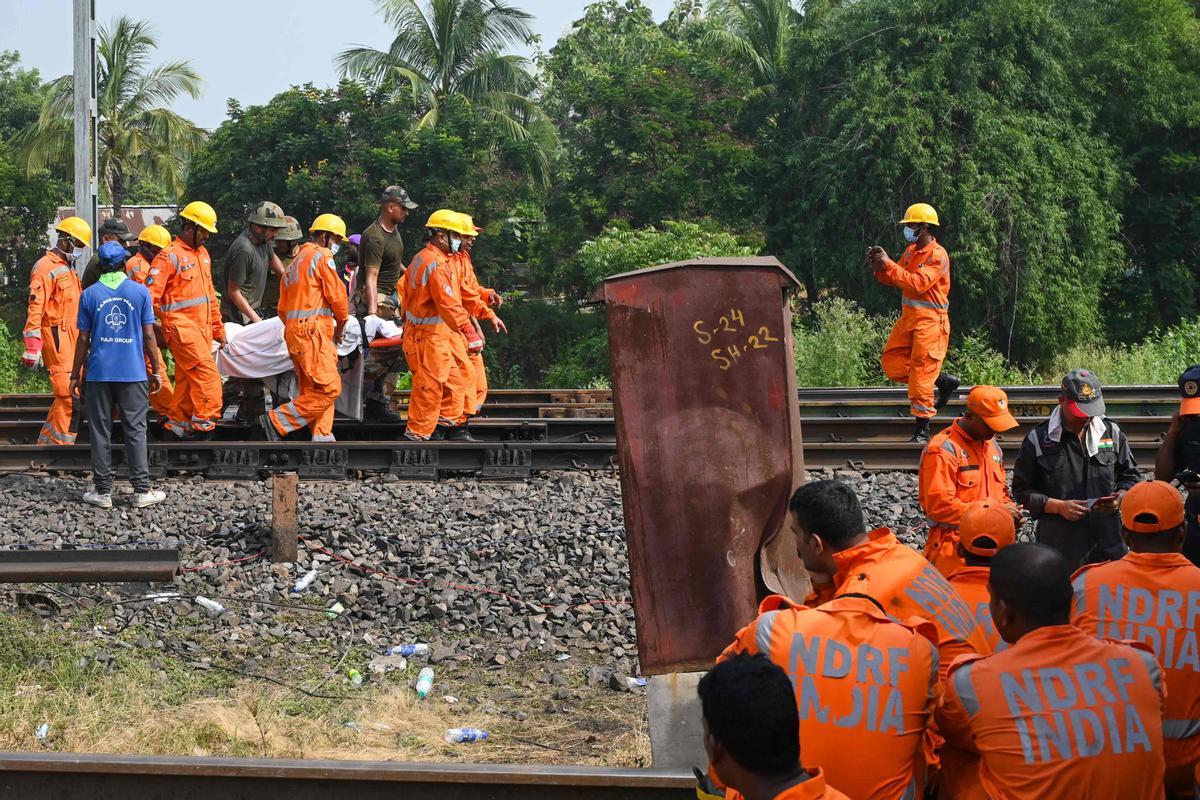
[72,0,98,261]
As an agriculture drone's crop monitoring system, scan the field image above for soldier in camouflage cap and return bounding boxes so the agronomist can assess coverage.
[248,201,288,231]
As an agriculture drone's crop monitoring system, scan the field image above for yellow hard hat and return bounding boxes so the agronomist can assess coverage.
[180,200,218,233]
[138,224,171,249]
[309,213,347,239]
[899,203,939,226]
[54,216,92,246]
[426,209,470,235]
[458,212,482,236]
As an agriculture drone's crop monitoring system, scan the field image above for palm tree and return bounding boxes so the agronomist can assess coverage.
[338,0,556,182]
[12,16,206,213]
[704,0,803,86]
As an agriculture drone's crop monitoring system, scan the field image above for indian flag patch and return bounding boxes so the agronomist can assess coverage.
[1098,438,1114,450]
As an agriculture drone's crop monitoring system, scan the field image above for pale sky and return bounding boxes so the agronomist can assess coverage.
[2,0,676,129]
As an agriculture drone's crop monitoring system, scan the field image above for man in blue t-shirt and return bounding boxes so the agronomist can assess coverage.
[69,241,166,508]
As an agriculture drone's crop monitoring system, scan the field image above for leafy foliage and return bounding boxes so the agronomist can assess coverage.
[338,0,556,183]
[539,0,760,281]
[12,17,206,211]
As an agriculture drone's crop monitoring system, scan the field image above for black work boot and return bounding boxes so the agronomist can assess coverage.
[910,417,931,443]
[363,397,404,424]
[443,424,478,442]
[934,373,962,411]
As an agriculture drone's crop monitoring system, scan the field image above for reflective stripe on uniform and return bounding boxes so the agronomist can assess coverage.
[952,661,981,716]
[912,401,936,414]
[419,261,437,287]
[1163,718,1200,740]
[940,439,958,457]
[47,266,70,279]
[900,779,918,800]
[162,296,208,312]
[24,330,41,339]
[274,402,309,434]
[754,610,779,654]
[312,434,336,442]
[926,517,958,530]
[406,311,443,326]
[38,425,76,445]
[902,297,949,311]
[285,308,333,320]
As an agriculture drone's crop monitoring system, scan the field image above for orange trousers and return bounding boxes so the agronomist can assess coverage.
[448,333,475,424]
[469,352,487,415]
[163,317,222,435]
[403,327,468,438]
[38,325,78,445]
[269,320,341,441]
[923,526,966,576]
[881,312,949,418]
[148,350,173,418]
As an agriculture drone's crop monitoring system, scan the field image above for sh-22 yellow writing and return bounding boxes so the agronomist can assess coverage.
[693,308,780,370]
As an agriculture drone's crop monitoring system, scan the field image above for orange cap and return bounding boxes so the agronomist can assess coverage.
[959,500,1016,557]
[966,386,1018,432]
[1120,480,1185,534]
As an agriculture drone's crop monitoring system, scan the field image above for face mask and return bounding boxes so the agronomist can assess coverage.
[62,248,82,262]
[903,226,919,243]
[450,236,462,253]
[330,242,341,256]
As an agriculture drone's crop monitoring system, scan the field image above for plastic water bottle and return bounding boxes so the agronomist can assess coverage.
[415,667,435,699]
[444,727,488,744]
[292,570,317,593]
[35,724,48,741]
[387,644,429,658]
[195,597,225,615]
[326,601,345,619]
[348,668,364,686]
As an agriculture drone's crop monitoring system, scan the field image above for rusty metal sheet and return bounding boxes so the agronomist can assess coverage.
[604,257,808,674]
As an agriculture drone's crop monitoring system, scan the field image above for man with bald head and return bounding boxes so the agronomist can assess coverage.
[938,543,1167,799]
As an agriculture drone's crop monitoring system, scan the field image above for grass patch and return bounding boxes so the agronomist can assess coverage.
[0,611,649,765]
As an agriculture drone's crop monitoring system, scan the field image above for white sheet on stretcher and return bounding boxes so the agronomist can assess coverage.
[216,316,365,379]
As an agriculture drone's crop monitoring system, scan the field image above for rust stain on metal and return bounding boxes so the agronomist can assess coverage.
[603,257,809,674]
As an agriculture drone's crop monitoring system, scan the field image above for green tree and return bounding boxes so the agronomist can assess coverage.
[703,0,802,87]
[0,51,66,313]
[337,0,555,182]
[539,1,760,292]
[762,0,1124,363]
[13,16,206,213]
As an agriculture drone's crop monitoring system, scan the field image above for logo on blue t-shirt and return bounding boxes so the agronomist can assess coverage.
[105,305,128,329]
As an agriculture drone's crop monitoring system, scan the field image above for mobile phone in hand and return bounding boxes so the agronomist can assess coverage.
[1177,469,1199,484]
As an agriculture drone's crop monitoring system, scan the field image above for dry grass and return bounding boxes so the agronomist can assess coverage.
[0,611,650,766]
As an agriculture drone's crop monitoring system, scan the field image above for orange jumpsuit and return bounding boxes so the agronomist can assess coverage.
[938,625,1166,799]
[399,244,473,438]
[1072,552,1200,795]
[876,238,951,418]
[146,238,223,436]
[454,250,498,416]
[720,594,939,800]
[125,251,173,417]
[269,242,349,441]
[810,527,994,685]
[24,250,81,445]
[919,420,1012,575]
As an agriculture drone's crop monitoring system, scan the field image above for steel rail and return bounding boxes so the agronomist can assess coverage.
[0,752,693,800]
[0,549,178,583]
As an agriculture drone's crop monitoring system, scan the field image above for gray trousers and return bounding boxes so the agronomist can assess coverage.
[85,380,150,494]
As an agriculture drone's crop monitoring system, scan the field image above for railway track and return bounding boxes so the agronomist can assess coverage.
[0,385,1178,477]
[0,752,693,799]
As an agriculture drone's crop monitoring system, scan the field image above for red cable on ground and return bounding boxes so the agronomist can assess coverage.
[299,537,630,610]
[179,548,269,573]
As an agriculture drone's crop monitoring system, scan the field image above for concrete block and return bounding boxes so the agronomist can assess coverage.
[647,671,706,769]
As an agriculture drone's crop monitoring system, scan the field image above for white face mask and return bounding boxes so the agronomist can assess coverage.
[330,242,341,256]
[62,248,83,262]
[449,236,462,253]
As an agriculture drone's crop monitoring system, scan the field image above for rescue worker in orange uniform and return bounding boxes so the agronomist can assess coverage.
[124,224,173,417]
[453,212,506,418]
[261,214,350,442]
[146,201,225,439]
[791,480,992,686]
[1072,480,1200,797]
[920,385,1022,575]
[940,499,1018,799]
[869,203,960,443]
[938,543,1167,799]
[399,210,478,441]
[947,499,1016,653]
[22,216,91,446]
[719,592,939,799]
[698,654,851,800]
